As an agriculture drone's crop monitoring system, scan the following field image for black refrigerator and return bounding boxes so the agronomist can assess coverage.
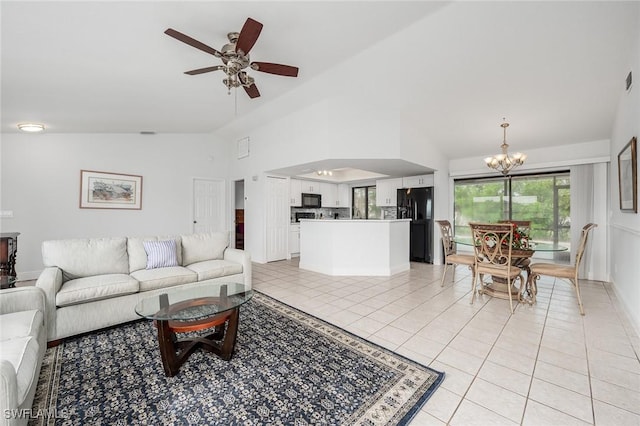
[397,187,433,263]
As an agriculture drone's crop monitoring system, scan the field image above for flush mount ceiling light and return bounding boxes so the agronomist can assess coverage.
[484,118,526,175]
[316,170,333,176]
[17,123,45,133]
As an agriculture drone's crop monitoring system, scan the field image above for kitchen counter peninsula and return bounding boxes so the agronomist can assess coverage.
[298,219,410,276]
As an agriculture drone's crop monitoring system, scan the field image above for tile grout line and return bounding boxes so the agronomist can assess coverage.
[520,277,553,425]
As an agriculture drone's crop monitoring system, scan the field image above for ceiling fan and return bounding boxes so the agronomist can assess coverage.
[164,18,299,99]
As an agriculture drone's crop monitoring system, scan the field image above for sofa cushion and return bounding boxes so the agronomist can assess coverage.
[56,274,139,308]
[0,310,43,340]
[159,235,183,265]
[143,240,179,269]
[128,236,184,272]
[127,236,157,273]
[181,232,229,266]
[130,266,197,292]
[42,237,129,281]
[1,336,40,405]
[185,259,243,281]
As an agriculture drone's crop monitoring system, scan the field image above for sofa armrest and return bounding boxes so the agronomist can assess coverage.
[35,267,63,341]
[223,248,252,288]
[0,287,46,316]
[0,360,19,426]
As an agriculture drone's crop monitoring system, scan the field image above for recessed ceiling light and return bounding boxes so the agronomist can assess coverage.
[17,123,45,133]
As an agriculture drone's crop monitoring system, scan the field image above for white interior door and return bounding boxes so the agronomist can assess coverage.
[193,178,225,233]
[266,176,289,262]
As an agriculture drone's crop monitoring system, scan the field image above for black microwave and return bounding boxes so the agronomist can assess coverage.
[301,193,321,208]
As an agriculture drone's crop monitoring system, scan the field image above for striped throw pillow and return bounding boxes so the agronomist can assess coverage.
[143,240,178,269]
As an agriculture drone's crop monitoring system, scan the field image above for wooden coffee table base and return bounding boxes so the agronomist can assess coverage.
[156,308,239,377]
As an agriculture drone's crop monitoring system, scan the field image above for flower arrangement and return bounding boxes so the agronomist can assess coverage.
[510,224,530,249]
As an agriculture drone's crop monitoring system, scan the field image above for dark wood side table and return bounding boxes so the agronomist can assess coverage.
[0,275,16,290]
[0,232,20,277]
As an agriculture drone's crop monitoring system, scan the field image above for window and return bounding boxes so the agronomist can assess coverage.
[454,172,570,259]
[352,186,380,219]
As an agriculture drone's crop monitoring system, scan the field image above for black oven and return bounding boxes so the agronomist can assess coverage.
[301,193,322,208]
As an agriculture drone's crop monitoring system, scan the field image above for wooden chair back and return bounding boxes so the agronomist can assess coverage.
[575,223,598,270]
[469,223,515,267]
[435,220,455,256]
[498,220,531,229]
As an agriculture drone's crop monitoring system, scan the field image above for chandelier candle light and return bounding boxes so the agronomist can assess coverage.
[484,119,526,175]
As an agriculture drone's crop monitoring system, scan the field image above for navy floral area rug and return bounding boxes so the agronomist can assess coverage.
[31,292,444,425]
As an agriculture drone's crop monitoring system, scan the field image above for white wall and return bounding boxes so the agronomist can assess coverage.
[0,132,228,278]
[449,139,610,177]
[609,5,640,334]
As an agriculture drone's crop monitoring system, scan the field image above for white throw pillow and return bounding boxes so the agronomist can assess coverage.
[143,240,179,269]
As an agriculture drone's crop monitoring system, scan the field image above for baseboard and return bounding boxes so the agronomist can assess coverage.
[610,279,640,342]
[17,270,41,282]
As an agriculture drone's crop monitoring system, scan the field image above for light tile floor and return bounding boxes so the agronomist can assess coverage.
[252,259,640,425]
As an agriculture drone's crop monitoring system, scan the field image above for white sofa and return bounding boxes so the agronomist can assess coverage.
[36,232,251,342]
[0,287,47,426]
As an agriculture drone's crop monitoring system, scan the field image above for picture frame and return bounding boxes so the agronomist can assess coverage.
[80,170,143,210]
[618,137,637,213]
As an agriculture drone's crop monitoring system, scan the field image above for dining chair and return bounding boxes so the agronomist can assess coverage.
[527,223,597,315]
[469,222,525,314]
[497,220,532,268]
[435,220,476,287]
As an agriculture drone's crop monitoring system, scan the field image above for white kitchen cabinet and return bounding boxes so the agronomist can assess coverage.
[290,179,302,206]
[320,182,338,207]
[375,178,403,207]
[402,174,434,188]
[289,224,300,256]
[337,184,350,207]
[300,181,321,194]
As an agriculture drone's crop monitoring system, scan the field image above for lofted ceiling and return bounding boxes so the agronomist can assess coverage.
[1,1,638,165]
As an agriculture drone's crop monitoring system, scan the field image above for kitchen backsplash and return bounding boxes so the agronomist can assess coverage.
[291,206,397,221]
[380,207,397,219]
[291,207,349,222]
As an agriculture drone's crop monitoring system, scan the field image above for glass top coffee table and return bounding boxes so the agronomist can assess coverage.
[135,282,253,377]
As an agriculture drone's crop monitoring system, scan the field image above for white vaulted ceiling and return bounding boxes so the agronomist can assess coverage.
[1,1,638,160]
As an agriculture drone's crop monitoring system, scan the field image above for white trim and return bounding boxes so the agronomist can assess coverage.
[610,222,640,236]
[611,279,640,345]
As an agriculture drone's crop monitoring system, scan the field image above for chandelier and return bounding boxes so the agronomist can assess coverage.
[484,119,526,175]
[317,170,333,176]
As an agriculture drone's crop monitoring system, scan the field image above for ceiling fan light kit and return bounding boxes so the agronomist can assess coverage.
[165,17,298,99]
[484,119,527,175]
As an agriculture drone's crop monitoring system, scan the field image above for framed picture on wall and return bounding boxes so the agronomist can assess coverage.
[618,137,637,213]
[80,170,143,210]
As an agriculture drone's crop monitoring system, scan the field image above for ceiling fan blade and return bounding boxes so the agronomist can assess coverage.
[243,83,261,99]
[184,65,225,75]
[164,28,221,57]
[235,18,263,55]
[251,62,299,77]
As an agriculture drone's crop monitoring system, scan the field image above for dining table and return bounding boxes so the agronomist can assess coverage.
[452,236,568,303]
